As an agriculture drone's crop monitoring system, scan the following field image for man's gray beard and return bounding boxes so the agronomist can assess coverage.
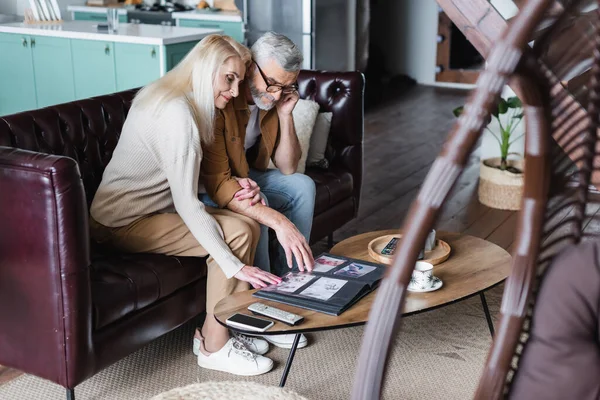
[249,80,276,111]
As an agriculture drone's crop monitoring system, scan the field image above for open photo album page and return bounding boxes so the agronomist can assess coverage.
[260,253,383,301]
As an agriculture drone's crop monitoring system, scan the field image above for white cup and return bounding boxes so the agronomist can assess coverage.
[409,261,434,291]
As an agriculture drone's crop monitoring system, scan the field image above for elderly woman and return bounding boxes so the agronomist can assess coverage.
[89,35,280,376]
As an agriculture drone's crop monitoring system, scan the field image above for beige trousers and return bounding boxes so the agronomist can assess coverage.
[90,207,260,314]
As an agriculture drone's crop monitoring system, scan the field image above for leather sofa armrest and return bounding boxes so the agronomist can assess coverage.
[298,70,365,215]
[0,146,93,387]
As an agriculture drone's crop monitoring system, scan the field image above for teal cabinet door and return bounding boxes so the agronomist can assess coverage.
[163,41,197,72]
[31,36,75,108]
[114,43,161,91]
[72,11,127,23]
[72,11,108,21]
[178,19,243,42]
[0,33,36,116]
[71,39,116,100]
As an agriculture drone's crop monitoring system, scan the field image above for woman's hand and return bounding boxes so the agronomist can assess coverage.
[233,177,265,206]
[234,265,282,289]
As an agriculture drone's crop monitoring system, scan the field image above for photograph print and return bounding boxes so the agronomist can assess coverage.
[333,262,377,278]
[300,277,347,301]
[312,255,346,273]
[268,273,316,293]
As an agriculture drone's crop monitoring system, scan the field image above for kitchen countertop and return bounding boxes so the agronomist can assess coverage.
[67,5,128,15]
[172,9,242,22]
[0,21,222,45]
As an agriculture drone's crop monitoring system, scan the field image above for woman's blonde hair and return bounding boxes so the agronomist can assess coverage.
[133,34,251,143]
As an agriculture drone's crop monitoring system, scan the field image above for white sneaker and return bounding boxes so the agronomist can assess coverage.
[193,330,269,356]
[196,335,273,376]
[263,334,308,349]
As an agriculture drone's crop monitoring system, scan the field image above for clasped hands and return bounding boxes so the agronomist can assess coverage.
[232,176,265,206]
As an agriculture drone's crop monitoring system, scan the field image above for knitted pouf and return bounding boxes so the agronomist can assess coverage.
[151,381,309,400]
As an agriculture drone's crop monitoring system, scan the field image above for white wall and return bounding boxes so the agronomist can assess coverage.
[371,0,438,85]
[372,0,519,86]
[490,0,518,19]
[371,1,524,159]
[392,0,438,85]
[0,0,20,15]
[369,0,438,85]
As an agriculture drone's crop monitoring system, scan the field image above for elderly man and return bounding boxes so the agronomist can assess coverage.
[199,32,316,349]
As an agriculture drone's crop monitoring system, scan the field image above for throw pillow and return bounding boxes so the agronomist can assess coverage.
[306,112,333,168]
[267,98,320,174]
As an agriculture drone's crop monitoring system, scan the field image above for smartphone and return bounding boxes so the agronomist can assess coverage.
[225,313,275,332]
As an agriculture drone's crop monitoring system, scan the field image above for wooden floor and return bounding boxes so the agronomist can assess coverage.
[1,85,519,386]
[316,85,518,254]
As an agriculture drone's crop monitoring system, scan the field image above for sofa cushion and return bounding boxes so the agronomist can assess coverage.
[307,112,333,168]
[90,252,207,330]
[268,98,320,174]
[510,240,600,399]
[306,167,354,215]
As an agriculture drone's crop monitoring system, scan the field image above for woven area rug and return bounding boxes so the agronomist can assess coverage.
[0,286,502,400]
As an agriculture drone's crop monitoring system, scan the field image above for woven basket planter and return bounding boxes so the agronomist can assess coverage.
[478,157,524,211]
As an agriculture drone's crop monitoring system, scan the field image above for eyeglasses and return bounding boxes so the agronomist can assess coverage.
[254,61,299,94]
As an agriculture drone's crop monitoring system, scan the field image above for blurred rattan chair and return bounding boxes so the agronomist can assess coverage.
[351,0,600,399]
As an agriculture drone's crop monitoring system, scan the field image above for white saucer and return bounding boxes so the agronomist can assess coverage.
[407,276,443,293]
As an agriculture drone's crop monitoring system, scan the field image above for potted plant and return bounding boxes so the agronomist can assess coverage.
[453,96,525,210]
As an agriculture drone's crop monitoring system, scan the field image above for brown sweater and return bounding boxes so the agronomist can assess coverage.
[200,82,280,208]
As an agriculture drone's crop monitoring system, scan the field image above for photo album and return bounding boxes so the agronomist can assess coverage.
[253,253,386,316]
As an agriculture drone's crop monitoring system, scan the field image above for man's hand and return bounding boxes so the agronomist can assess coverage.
[233,177,266,206]
[234,265,282,289]
[276,90,299,117]
[274,219,314,272]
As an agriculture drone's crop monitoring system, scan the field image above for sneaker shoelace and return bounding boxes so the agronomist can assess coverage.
[229,337,259,365]
[233,332,259,351]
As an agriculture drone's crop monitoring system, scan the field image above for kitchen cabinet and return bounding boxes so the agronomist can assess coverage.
[115,43,161,91]
[177,19,243,43]
[0,34,74,115]
[163,41,196,72]
[71,39,117,100]
[0,22,219,116]
[31,36,75,108]
[0,33,37,115]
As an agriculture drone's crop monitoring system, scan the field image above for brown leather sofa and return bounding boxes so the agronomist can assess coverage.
[0,70,364,399]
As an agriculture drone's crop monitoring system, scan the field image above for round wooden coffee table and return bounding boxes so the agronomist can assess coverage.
[214,230,511,387]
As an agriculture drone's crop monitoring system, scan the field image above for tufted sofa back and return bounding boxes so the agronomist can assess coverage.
[0,71,364,209]
[0,90,137,206]
[297,70,364,210]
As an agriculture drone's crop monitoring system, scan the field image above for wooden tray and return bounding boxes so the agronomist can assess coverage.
[367,234,451,266]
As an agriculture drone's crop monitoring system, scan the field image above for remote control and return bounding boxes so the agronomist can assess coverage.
[381,237,399,255]
[247,303,305,326]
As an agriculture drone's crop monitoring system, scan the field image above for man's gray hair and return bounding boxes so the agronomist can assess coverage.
[251,31,304,72]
